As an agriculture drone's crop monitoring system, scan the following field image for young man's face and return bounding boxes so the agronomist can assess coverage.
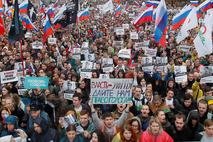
[198,103,208,116]
[104,116,114,128]
[184,99,192,107]
[80,114,89,127]
[205,124,213,137]
[175,118,184,131]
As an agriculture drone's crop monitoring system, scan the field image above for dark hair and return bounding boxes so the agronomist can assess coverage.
[90,130,105,142]
[80,109,89,116]
[66,124,76,132]
[205,86,212,93]
[175,112,186,122]
[102,112,113,119]
[72,93,82,100]
[155,109,164,117]
[204,119,213,127]
[183,94,193,101]
[120,124,136,142]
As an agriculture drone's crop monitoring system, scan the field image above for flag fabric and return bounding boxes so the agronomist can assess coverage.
[176,7,198,43]
[28,0,37,22]
[77,7,89,22]
[5,6,14,18]
[145,1,160,8]
[97,0,114,14]
[39,0,45,14]
[133,6,153,28]
[42,15,53,43]
[172,5,192,30]
[114,0,120,4]
[21,15,38,31]
[194,12,213,57]
[190,1,199,6]
[19,0,28,14]
[8,0,24,43]
[0,15,5,35]
[115,5,122,17]
[0,0,3,14]
[46,6,55,18]
[154,0,168,47]
[53,4,67,24]
[198,0,213,13]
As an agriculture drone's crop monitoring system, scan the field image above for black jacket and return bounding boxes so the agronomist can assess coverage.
[171,125,193,141]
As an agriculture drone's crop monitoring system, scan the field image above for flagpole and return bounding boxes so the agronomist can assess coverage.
[19,39,25,76]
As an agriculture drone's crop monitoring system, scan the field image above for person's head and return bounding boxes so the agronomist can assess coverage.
[167,79,174,88]
[66,124,77,141]
[90,130,105,142]
[146,83,153,92]
[187,71,194,81]
[140,78,146,86]
[204,119,213,137]
[198,99,208,116]
[187,111,200,128]
[145,91,153,102]
[120,125,136,141]
[79,79,86,89]
[141,104,150,117]
[117,104,127,113]
[30,103,42,120]
[155,109,166,124]
[33,117,49,134]
[147,117,163,135]
[205,86,213,96]
[175,113,186,131]
[72,94,82,108]
[79,109,90,127]
[134,86,142,99]
[6,115,18,132]
[183,94,193,108]
[194,58,200,67]
[128,117,141,134]
[166,89,174,100]
[1,86,11,96]
[117,69,125,78]
[0,107,11,120]
[152,95,162,107]
[102,112,114,128]
[4,96,15,112]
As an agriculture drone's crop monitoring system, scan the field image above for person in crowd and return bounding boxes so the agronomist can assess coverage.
[140,117,174,142]
[31,117,58,142]
[90,130,105,142]
[180,93,197,117]
[127,117,142,141]
[0,107,11,132]
[200,119,213,142]
[112,124,137,142]
[137,104,151,131]
[131,86,144,116]
[1,115,19,137]
[172,113,193,141]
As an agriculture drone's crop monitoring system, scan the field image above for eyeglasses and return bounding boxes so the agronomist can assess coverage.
[131,124,139,128]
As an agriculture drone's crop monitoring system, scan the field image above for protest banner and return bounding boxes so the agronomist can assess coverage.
[99,74,110,79]
[48,38,57,44]
[14,62,26,72]
[85,53,95,61]
[18,89,27,96]
[118,49,131,59]
[155,57,168,65]
[144,48,157,57]
[115,27,125,35]
[91,79,133,104]
[0,70,18,84]
[81,42,89,48]
[130,32,139,39]
[177,45,192,53]
[200,66,213,83]
[24,77,49,89]
[25,32,32,38]
[142,66,154,73]
[174,66,187,76]
[113,40,124,49]
[175,75,188,83]
[63,81,76,91]
[142,57,153,66]
[81,61,94,71]
[32,41,43,49]
[64,93,74,101]
[80,72,92,79]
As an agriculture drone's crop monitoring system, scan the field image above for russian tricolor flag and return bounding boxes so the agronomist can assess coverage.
[198,0,213,13]
[19,0,28,14]
[42,15,53,43]
[133,6,153,28]
[154,0,167,47]
[21,15,38,31]
[46,6,55,18]
[172,5,192,30]
[77,8,89,22]
[190,1,199,6]
[115,5,122,17]
[145,1,160,8]
[40,0,45,14]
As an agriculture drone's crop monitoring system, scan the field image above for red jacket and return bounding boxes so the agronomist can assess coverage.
[140,130,174,142]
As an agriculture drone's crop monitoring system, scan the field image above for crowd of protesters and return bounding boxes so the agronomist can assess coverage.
[0,0,212,142]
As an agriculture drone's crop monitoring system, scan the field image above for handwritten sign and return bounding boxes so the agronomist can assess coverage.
[24,77,49,89]
[91,79,133,104]
[0,70,18,84]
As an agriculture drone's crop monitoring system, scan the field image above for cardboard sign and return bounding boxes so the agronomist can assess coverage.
[130,32,138,39]
[122,24,129,30]
[91,79,133,104]
[0,70,18,84]
[32,41,43,49]
[175,75,187,83]
[48,38,57,44]
[144,48,157,57]
[25,32,32,38]
[115,27,125,35]
[118,49,131,59]
[24,77,49,89]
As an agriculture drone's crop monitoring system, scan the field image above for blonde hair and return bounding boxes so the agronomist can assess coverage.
[147,117,163,134]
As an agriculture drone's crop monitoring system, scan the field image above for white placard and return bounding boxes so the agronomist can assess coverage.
[201,76,213,83]
[130,32,138,39]
[81,61,94,70]
[91,79,133,104]
[175,75,187,83]
[63,81,76,91]
[142,57,153,66]
[64,93,74,100]
[85,54,95,61]
[82,42,89,48]
[99,74,110,79]
[18,89,27,96]
[174,66,187,76]
[142,66,154,73]
[25,32,32,38]
[80,72,92,79]
[118,49,131,59]
[115,27,125,35]
[155,57,168,65]
[32,41,43,49]
[122,24,129,30]
[178,45,192,53]
[14,62,26,72]
[144,48,157,57]
[48,38,57,44]
[0,70,18,84]
[73,48,81,54]
[200,66,213,77]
